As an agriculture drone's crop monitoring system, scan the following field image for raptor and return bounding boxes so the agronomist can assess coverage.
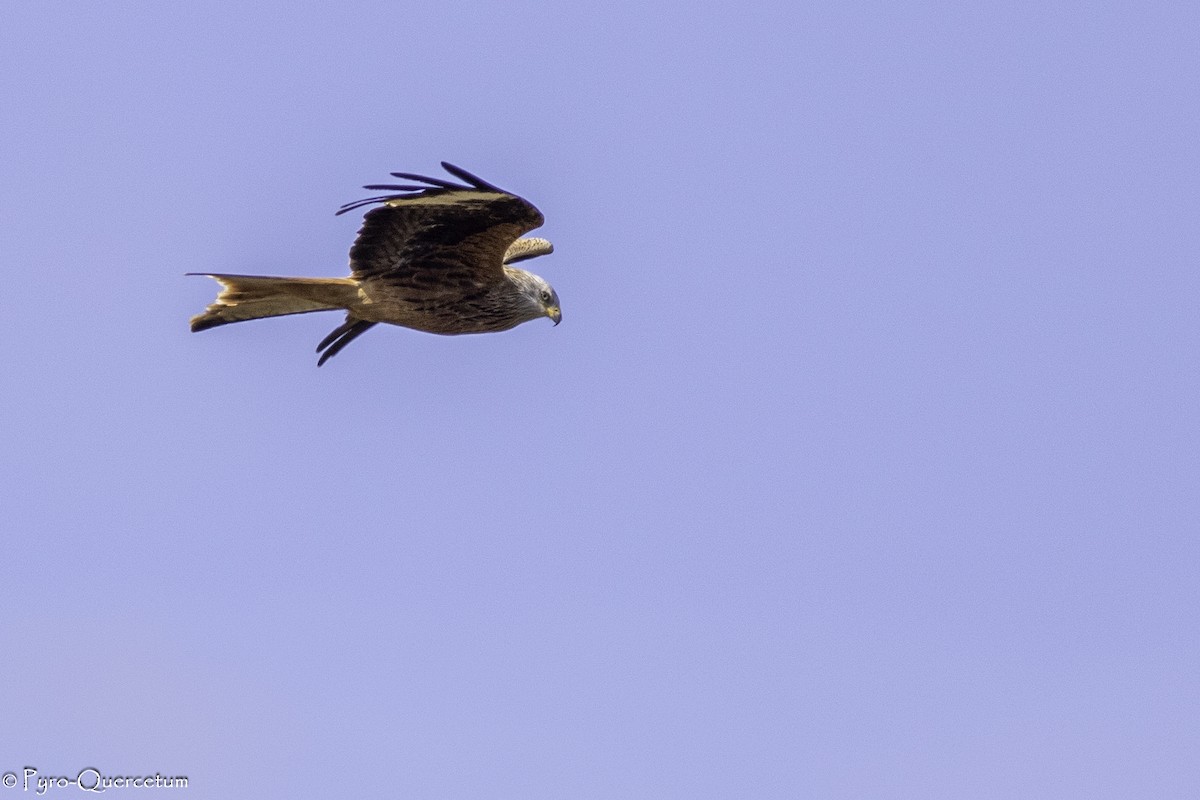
[189,162,560,365]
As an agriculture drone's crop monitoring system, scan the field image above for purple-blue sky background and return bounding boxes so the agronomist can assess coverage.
[2,2,1197,797]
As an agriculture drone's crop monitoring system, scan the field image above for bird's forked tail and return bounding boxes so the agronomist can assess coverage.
[188,273,360,332]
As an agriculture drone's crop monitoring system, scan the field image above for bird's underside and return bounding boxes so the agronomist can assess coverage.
[189,163,560,366]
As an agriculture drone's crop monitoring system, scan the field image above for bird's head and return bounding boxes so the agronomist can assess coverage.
[508,268,561,326]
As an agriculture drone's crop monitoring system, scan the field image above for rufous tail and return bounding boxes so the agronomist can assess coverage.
[188,274,360,332]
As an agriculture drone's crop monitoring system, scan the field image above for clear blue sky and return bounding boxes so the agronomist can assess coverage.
[2,1,1197,797]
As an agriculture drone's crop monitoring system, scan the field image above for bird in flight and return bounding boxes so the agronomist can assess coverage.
[189,162,561,365]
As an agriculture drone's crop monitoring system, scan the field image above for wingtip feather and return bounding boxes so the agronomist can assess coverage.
[337,163,515,214]
[440,161,503,192]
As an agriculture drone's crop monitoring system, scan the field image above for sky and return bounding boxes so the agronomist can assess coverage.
[1,1,1197,797]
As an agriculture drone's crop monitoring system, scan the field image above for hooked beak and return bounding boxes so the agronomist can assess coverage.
[547,306,562,326]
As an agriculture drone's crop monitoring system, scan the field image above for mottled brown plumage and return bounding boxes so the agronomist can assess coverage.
[189,162,560,366]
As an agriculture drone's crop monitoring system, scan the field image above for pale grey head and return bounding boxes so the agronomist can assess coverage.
[504,267,562,327]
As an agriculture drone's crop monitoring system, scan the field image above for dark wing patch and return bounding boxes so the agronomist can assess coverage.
[337,162,544,289]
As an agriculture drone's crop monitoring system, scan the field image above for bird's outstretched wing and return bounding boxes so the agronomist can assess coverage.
[337,162,545,290]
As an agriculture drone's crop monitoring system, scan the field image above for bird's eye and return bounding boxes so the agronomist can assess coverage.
[540,290,552,303]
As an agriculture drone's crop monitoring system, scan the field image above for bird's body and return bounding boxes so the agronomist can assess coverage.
[347,265,553,334]
[189,163,560,365]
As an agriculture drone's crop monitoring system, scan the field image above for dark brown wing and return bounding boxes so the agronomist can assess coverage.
[338,162,544,291]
